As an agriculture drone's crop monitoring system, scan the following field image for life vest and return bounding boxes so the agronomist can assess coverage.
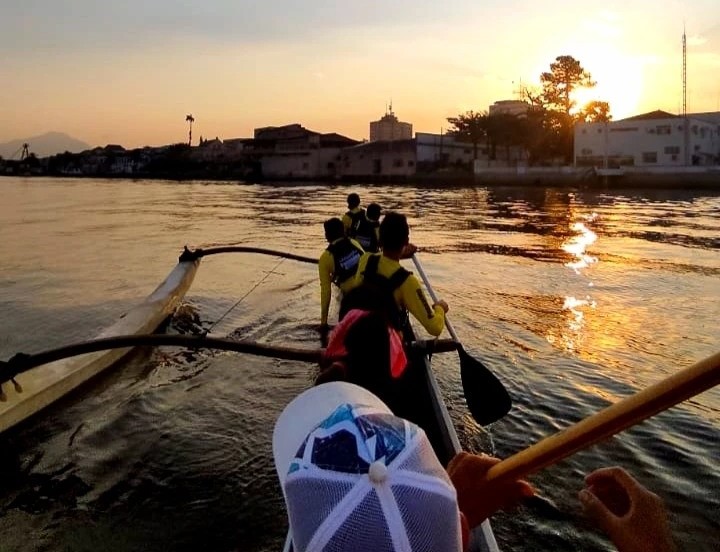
[354,217,380,252]
[345,208,366,238]
[327,238,363,285]
[340,254,411,329]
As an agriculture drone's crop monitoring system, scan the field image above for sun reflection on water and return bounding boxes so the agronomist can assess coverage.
[548,211,600,353]
[562,216,599,272]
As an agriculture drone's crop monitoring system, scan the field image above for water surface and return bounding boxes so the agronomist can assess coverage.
[0,178,718,551]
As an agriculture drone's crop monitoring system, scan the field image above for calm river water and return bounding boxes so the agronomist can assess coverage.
[0,177,718,551]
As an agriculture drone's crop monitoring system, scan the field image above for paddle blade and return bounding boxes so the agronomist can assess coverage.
[458,346,512,425]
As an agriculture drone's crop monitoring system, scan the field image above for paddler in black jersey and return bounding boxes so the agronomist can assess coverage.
[353,203,382,253]
[347,211,449,337]
[342,192,366,238]
[319,217,365,331]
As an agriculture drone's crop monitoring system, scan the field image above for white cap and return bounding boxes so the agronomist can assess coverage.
[273,382,462,552]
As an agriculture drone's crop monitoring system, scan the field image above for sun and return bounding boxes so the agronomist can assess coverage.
[570,55,644,120]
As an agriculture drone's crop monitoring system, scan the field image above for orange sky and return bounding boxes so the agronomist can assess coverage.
[2,1,719,148]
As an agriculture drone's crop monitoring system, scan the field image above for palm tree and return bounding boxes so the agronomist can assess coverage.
[185,114,195,146]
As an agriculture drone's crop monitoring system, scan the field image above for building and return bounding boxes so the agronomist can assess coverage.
[246,123,360,179]
[339,139,416,178]
[415,132,476,170]
[489,100,530,117]
[574,110,720,168]
[369,108,412,142]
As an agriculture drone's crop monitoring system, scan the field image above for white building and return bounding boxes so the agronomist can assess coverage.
[369,109,412,142]
[574,110,720,168]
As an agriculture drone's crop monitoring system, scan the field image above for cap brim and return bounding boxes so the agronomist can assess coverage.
[273,382,392,488]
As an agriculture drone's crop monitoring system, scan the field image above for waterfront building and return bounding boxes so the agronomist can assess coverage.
[415,132,477,170]
[369,108,412,142]
[339,139,416,178]
[574,110,720,168]
[247,123,359,179]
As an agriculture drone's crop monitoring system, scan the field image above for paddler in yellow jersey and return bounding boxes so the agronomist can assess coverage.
[342,192,365,237]
[318,217,365,331]
[351,211,449,336]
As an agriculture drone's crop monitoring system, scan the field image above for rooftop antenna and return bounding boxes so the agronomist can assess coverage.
[512,78,524,100]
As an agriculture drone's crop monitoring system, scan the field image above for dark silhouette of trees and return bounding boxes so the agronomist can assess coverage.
[577,100,612,123]
[446,111,487,160]
[447,55,611,167]
[540,55,596,115]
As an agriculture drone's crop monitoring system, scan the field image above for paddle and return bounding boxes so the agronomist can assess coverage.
[485,350,720,483]
[411,254,511,425]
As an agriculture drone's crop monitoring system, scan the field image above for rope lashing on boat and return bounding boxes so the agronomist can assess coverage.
[178,246,317,264]
[204,256,286,335]
[0,335,458,398]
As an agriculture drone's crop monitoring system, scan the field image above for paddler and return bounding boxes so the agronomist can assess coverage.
[318,217,364,334]
[342,192,366,237]
[274,383,677,552]
[345,211,448,337]
[353,202,382,253]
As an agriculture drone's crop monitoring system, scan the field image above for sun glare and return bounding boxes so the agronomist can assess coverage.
[570,54,644,120]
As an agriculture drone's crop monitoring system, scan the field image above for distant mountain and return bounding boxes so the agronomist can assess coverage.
[0,132,91,159]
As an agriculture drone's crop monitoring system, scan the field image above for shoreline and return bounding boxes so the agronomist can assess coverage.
[3,169,720,190]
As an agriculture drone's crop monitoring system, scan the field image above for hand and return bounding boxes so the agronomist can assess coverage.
[433,299,449,313]
[447,452,534,529]
[400,243,418,259]
[579,467,675,552]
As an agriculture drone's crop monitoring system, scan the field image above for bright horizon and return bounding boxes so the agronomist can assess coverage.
[3,1,719,149]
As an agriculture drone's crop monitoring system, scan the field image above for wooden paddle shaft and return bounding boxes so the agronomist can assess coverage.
[411,255,461,343]
[486,351,720,483]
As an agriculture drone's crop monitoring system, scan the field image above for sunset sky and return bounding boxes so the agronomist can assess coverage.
[2,1,719,148]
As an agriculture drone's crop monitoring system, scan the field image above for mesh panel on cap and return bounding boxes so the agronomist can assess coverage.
[394,484,461,551]
[285,478,355,552]
[396,432,451,485]
[323,489,394,551]
[393,436,461,551]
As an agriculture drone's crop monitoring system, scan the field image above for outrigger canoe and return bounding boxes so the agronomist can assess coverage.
[0,258,198,433]
[282,321,499,552]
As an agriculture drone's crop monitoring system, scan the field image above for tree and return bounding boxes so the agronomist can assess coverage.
[446,111,487,160]
[541,55,596,115]
[577,100,612,123]
[186,114,195,146]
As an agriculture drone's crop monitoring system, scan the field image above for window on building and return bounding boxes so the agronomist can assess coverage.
[581,129,587,134]
[597,128,602,133]
[302,162,309,170]
[664,146,680,155]
[393,159,404,167]
[656,125,671,135]
[408,160,415,167]
[581,148,593,155]
[610,127,638,132]
[642,152,657,163]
